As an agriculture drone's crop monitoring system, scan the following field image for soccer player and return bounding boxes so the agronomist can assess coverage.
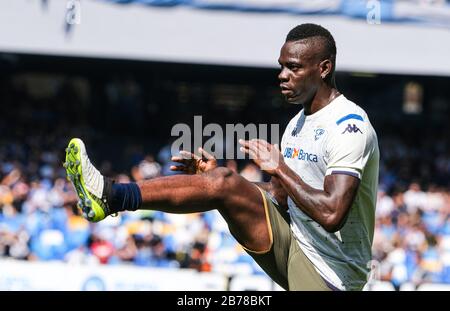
[64,24,379,291]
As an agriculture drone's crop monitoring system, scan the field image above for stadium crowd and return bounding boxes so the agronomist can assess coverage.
[1,74,449,290]
[0,133,264,275]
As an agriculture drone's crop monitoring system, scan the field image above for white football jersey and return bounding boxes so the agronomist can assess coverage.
[280,94,379,291]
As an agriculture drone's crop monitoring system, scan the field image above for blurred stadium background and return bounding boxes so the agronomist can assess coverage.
[1,0,450,291]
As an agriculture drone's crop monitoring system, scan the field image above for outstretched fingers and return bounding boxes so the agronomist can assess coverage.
[199,147,216,161]
[170,150,196,172]
[239,139,270,157]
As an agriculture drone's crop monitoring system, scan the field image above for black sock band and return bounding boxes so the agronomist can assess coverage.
[109,181,142,213]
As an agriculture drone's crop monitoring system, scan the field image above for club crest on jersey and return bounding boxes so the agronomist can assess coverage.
[283,147,318,162]
[342,124,363,134]
[314,128,325,141]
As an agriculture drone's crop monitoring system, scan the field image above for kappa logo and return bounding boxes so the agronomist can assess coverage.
[314,128,325,141]
[342,124,363,134]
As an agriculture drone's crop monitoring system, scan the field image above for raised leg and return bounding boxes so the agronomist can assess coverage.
[65,138,271,252]
[137,167,271,253]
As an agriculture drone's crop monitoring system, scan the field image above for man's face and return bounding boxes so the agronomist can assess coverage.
[278,40,322,105]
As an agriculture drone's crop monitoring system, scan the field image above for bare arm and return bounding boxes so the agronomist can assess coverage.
[275,162,359,232]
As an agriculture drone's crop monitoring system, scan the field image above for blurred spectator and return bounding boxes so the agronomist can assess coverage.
[131,155,161,181]
[240,163,263,183]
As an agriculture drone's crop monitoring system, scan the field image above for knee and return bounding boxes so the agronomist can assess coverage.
[206,167,239,199]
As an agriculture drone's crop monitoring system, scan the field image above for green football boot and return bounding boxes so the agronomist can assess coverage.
[64,138,112,222]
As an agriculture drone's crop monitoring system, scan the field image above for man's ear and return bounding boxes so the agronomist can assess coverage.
[319,59,333,80]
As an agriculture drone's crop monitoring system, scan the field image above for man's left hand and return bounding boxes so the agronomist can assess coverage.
[239,139,285,176]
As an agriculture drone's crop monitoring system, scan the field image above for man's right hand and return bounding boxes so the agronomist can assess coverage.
[170,147,218,174]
